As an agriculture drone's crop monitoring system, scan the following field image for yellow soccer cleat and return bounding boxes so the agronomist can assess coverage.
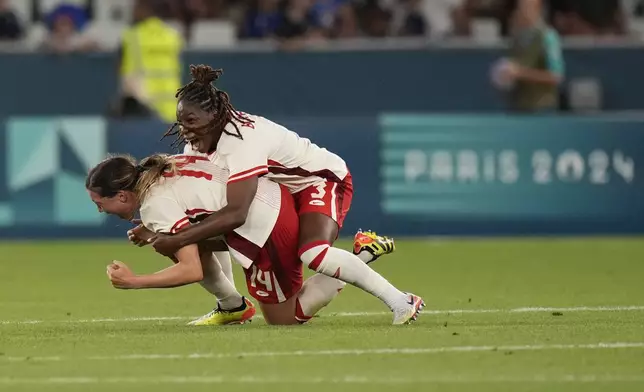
[188,297,256,326]
[353,229,396,263]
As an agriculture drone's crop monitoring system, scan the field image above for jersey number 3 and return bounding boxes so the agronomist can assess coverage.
[308,183,326,206]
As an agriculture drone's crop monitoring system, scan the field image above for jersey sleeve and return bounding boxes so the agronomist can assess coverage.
[543,29,564,77]
[220,132,269,184]
[140,195,190,234]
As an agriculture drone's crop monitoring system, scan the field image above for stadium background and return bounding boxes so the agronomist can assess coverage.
[2,1,644,391]
[1,49,643,237]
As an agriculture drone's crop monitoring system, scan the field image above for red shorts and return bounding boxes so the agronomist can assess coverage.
[292,173,353,228]
[242,186,303,304]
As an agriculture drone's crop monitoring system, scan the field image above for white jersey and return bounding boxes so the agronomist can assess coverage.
[139,155,281,268]
[183,113,349,193]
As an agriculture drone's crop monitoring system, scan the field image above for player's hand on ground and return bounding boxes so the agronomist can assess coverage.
[127,220,156,247]
[106,260,137,289]
[150,233,182,257]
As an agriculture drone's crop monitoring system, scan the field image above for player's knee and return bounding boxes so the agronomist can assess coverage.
[298,241,331,272]
[261,300,301,325]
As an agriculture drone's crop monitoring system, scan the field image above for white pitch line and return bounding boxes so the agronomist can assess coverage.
[3,342,644,363]
[2,304,644,325]
[1,374,644,385]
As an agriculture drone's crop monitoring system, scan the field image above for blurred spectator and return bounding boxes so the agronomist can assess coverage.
[358,0,392,37]
[410,0,462,38]
[165,0,227,19]
[40,3,98,53]
[452,0,516,37]
[116,0,182,122]
[331,2,360,38]
[239,0,281,39]
[450,0,471,36]
[491,0,564,112]
[162,0,231,43]
[391,0,429,36]
[547,0,626,36]
[311,0,347,30]
[0,0,23,40]
[107,94,156,119]
[275,0,326,49]
[637,0,644,16]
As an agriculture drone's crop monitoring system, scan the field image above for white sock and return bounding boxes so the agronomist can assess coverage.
[199,252,243,310]
[299,242,407,310]
[214,251,235,286]
[294,245,375,322]
[355,251,375,263]
[295,274,346,322]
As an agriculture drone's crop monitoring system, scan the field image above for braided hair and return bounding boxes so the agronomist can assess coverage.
[163,64,251,148]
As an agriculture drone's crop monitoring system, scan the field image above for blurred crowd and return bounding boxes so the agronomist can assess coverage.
[234,0,638,41]
[0,0,642,52]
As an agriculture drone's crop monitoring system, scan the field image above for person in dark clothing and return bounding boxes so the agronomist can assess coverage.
[275,0,325,49]
[240,0,282,39]
[0,0,23,40]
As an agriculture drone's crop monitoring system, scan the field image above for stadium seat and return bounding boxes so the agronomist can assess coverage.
[189,21,236,49]
[24,22,47,50]
[568,78,603,112]
[85,22,127,50]
[93,0,133,23]
[7,0,31,25]
[420,0,458,38]
[472,19,500,43]
[629,18,644,38]
[622,0,640,15]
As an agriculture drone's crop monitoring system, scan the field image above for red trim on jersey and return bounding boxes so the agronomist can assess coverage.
[266,160,345,184]
[170,217,191,234]
[226,231,262,262]
[173,155,209,163]
[235,111,255,129]
[185,208,214,217]
[228,166,269,183]
[162,169,213,180]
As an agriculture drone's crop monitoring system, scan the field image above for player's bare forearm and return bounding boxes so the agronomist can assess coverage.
[175,177,258,247]
[516,67,562,86]
[132,245,204,288]
[132,262,203,289]
[174,205,247,247]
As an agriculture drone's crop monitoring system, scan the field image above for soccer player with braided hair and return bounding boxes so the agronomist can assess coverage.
[148,64,423,325]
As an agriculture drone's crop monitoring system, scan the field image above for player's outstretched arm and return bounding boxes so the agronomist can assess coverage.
[151,177,259,257]
[106,244,204,289]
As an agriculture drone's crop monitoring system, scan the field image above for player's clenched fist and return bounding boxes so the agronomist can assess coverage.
[106,260,138,289]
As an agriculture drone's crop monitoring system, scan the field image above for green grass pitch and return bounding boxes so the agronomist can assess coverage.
[1,238,644,391]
